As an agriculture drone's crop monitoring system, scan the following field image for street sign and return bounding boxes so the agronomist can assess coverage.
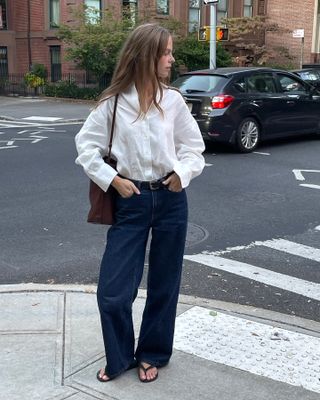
[203,0,219,4]
[292,29,304,38]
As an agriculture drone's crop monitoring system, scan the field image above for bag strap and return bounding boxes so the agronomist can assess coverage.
[107,94,119,163]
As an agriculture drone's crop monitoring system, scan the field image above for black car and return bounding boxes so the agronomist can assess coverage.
[291,68,320,90]
[172,67,320,152]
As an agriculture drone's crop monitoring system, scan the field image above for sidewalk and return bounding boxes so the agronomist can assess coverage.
[0,96,92,123]
[1,284,319,400]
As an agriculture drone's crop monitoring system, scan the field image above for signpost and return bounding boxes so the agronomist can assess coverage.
[292,29,305,69]
[203,0,220,69]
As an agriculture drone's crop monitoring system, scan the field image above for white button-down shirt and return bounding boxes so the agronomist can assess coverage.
[75,84,205,191]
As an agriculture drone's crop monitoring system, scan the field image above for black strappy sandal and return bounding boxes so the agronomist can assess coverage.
[96,369,114,382]
[138,363,158,383]
[96,360,138,382]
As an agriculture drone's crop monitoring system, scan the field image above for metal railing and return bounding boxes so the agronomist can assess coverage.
[0,72,109,96]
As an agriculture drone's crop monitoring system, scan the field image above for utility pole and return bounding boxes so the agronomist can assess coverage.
[203,0,219,69]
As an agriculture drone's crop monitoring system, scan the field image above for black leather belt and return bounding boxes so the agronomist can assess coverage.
[122,172,173,191]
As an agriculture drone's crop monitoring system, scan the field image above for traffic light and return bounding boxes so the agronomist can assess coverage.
[216,27,229,41]
[198,26,210,42]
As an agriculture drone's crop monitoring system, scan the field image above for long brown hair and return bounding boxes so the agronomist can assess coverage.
[97,23,171,117]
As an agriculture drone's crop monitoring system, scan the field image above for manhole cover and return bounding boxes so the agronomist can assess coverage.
[185,222,209,248]
[146,222,208,251]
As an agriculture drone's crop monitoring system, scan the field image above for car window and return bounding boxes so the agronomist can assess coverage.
[277,74,307,94]
[298,70,320,81]
[247,74,277,94]
[172,74,228,93]
[232,77,246,93]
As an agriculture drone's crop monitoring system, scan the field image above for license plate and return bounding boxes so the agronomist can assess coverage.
[187,102,193,112]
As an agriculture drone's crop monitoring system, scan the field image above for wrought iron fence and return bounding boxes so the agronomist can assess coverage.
[0,72,109,97]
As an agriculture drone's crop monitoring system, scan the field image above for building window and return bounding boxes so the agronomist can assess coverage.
[50,46,61,82]
[0,0,7,30]
[188,0,200,33]
[217,0,228,25]
[157,0,169,15]
[85,0,101,23]
[123,0,137,25]
[49,0,60,29]
[0,46,8,77]
[244,0,253,17]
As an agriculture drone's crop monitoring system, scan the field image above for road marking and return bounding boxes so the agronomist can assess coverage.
[0,146,18,150]
[205,163,213,167]
[316,226,320,231]
[174,306,320,394]
[299,184,320,190]
[292,169,320,190]
[260,239,320,261]
[22,116,63,121]
[184,254,320,301]
[293,169,320,181]
[253,151,270,155]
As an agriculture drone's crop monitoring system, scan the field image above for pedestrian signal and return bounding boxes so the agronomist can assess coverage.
[216,27,229,41]
[198,26,210,41]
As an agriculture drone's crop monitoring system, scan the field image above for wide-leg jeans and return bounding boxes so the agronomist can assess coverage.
[97,187,188,378]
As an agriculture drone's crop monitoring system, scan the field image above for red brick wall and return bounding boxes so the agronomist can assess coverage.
[266,0,316,67]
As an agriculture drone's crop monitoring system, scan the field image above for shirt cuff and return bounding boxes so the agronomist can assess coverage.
[173,162,191,189]
[89,164,118,192]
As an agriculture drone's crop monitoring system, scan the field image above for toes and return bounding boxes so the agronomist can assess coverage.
[98,369,110,381]
[140,363,158,381]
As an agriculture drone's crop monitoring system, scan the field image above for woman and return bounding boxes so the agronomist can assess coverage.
[75,23,205,383]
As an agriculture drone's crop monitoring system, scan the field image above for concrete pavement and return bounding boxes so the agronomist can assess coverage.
[1,95,320,399]
[1,284,320,400]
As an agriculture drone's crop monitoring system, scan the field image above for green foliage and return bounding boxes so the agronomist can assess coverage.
[216,42,233,68]
[172,33,232,78]
[223,16,292,66]
[44,80,101,100]
[24,72,45,88]
[31,63,47,79]
[58,6,131,82]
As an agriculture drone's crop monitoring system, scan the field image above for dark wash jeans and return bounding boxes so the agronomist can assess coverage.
[97,187,188,378]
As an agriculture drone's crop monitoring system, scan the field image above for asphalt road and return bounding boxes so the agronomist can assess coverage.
[1,122,319,321]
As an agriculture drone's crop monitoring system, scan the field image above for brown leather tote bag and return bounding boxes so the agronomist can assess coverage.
[87,94,119,225]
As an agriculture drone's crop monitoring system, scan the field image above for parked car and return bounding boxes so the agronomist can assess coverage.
[291,68,320,90]
[171,67,320,152]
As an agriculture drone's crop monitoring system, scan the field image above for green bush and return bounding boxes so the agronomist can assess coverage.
[24,72,45,88]
[171,33,233,79]
[44,80,101,100]
[31,63,48,79]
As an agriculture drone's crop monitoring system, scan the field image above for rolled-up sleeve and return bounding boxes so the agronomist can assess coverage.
[172,95,205,188]
[74,99,118,192]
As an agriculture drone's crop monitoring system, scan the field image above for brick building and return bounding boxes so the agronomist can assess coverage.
[0,1,320,80]
[265,0,320,67]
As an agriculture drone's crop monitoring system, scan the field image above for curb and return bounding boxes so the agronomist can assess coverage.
[1,283,320,335]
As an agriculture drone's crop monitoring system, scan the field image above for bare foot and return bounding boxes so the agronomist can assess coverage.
[138,362,158,382]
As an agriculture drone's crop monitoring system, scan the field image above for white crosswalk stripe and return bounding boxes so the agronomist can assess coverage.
[185,253,320,301]
[185,227,320,301]
[259,239,320,262]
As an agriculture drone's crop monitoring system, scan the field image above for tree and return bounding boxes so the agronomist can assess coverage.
[58,6,131,85]
[172,33,232,78]
[223,16,293,67]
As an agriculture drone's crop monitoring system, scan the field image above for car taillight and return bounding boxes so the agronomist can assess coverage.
[211,94,234,109]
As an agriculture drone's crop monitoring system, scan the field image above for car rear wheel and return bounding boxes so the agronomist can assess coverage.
[235,117,260,153]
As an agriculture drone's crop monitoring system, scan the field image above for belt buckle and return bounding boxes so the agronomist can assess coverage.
[149,180,160,190]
